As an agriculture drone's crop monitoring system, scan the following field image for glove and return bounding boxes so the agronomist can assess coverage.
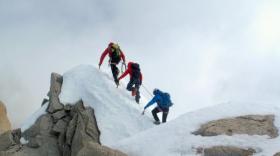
[98,63,101,69]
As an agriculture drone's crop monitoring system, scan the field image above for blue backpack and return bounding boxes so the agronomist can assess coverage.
[160,92,173,108]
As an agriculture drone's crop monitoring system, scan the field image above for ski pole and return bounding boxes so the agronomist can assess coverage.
[141,110,145,115]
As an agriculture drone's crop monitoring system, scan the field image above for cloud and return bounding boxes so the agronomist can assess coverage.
[0,66,36,128]
[250,1,280,52]
[1,0,279,125]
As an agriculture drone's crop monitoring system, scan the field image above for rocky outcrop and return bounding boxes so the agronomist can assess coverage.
[76,142,127,156]
[193,115,278,138]
[47,73,64,113]
[0,72,127,156]
[0,101,12,134]
[0,129,21,151]
[274,152,280,156]
[197,146,256,156]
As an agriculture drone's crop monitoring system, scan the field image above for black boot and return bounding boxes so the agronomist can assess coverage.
[153,121,160,125]
[135,97,139,104]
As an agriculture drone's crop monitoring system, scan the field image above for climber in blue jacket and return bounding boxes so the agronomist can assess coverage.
[142,88,173,125]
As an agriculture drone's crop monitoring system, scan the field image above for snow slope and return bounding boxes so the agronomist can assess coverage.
[20,64,280,155]
[59,65,154,146]
[113,101,280,156]
[21,103,48,132]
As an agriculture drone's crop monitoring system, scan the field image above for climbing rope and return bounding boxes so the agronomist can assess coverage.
[141,84,153,98]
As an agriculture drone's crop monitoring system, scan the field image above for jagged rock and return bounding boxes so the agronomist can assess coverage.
[23,114,54,140]
[274,152,280,156]
[52,119,68,134]
[52,110,67,122]
[27,137,40,148]
[66,114,78,145]
[22,114,60,155]
[77,142,127,156]
[0,129,21,151]
[0,72,127,156]
[200,146,256,156]
[1,100,127,156]
[63,144,71,156]
[57,131,67,154]
[47,73,64,113]
[193,115,278,138]
[11,129,21,144]
[69,100,127,156]
[64,104,72,112]
[63,116,72,123]
[11,135,60,156]
[0,131,16,151]
[39,136,60,155]
[0,101,12,134]
[70,101,101,156]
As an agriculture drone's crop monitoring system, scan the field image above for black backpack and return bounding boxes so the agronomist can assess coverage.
[131,63,141,79]
[110,48,121,63]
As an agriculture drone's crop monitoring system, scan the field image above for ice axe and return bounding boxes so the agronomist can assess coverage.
[115,80,120,88]
[121,62,127,74]
[141,110,145,115]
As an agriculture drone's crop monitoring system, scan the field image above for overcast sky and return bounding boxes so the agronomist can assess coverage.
[1,0,280,127]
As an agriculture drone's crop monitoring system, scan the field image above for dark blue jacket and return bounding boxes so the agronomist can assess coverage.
[144,90,172,109]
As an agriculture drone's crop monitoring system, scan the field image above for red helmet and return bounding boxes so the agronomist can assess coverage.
[127,62,133,68]
[108,42,114,47]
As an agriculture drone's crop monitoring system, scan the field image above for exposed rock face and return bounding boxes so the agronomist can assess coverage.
[198,146,256,156]
[193,115,278,138]
[0,129,21,151]
[0,72,127,156]
[68,101,126,156]
[47,73,64,113]
[77,142,127,156]
[0,101,12,134]
[23,113,60,156]
[274,152,280,156]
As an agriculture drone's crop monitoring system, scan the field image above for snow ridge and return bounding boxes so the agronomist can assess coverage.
[59,64,154,145]
[21,64,280,156]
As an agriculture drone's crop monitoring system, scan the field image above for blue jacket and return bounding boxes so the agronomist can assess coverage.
[144,90,172,109]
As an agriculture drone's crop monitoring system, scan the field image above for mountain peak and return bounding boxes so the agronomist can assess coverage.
[0,101,12,134]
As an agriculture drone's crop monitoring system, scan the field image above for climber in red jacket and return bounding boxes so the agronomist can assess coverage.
[99,42,126,85]
[117,62,143,103]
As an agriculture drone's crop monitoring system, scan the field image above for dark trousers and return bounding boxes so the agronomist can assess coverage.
[152,107,169,123]
[127,78,141,102]
[110,64,119,83]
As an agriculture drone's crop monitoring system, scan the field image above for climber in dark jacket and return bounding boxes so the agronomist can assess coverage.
[143,89,173,125]
[118,62,143,103]
[99,42,126,85]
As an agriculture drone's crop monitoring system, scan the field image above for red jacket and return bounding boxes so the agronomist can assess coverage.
[99,45,126,65]
[118,62,143,82]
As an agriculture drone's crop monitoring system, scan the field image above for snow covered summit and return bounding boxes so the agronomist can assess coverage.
[58,65,280,156]
[48,65,280,156]
[0,101,11,134]
[59,64,154,145]
[4,64,279,156]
